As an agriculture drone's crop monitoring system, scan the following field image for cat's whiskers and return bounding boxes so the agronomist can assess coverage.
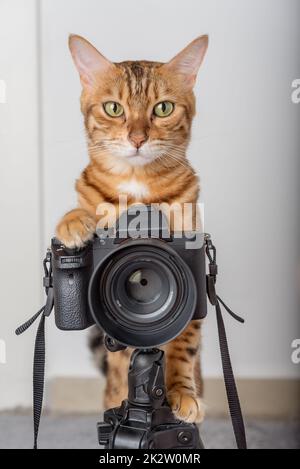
[89,137,192,175]
[155,143,191,171]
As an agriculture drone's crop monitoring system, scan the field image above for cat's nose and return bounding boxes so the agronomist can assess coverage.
[128,133,148,149]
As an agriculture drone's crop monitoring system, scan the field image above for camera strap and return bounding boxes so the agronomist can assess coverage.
[16,239,247,450]
[205,234,247,449]
[15,250,54,449]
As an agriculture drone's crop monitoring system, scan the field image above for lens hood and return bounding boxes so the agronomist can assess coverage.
[88,238,197,348]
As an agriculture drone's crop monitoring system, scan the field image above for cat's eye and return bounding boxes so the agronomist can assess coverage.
[153,101,174,118]
[103,101,124,117]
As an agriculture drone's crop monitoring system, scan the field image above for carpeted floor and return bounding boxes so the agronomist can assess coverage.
[0,414,299,449]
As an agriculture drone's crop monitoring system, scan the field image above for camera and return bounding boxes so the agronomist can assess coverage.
[51,204,207,348]
[17,204,244,449]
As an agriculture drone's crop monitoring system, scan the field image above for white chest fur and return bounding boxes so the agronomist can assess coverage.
[118,179,149,199]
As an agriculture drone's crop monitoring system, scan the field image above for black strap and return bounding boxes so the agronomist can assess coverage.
[16,240,246,450]
[205,234,247,449]
[15,251,54,449]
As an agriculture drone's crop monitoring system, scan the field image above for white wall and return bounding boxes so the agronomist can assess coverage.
[0,0,299,410]
[40,0,300,380]
[0,0,42,408]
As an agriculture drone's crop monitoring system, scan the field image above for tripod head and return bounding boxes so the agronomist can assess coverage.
[97,338,203,449]
[128,348,166,407]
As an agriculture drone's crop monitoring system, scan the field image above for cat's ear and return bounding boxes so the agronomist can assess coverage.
[69,34,114,88]
[164,35,208,88]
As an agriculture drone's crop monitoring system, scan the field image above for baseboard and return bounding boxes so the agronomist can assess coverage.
[203,378,300,419]
[46,377,300,419]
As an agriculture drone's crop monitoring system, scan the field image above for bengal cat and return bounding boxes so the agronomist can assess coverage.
[56,34,208,423]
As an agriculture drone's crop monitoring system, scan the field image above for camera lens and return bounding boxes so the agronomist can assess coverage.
[88,239,197,348]
[105,255,179,325]
[126,268,161,304]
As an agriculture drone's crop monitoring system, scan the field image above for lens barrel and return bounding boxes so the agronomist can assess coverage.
[88,239,197,348]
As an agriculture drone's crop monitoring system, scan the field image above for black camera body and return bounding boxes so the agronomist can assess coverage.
[51,205,207,348]
[18,205,245,450]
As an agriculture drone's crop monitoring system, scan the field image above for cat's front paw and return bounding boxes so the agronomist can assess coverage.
[168,389,205,423]
[56,209,96,249]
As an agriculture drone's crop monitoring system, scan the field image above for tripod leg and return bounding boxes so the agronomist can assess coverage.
[104,348,132,409]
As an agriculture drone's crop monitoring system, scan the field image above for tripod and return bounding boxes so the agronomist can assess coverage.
[97,346,203,449]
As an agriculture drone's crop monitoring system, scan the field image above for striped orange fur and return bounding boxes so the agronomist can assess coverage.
[56,34,208,423]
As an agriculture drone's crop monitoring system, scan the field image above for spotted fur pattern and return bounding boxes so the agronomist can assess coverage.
[56,34,208,423]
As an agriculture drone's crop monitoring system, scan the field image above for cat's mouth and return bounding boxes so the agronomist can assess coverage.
[122,144,159,166]
[126,151,156,166]
[108,141,162,166]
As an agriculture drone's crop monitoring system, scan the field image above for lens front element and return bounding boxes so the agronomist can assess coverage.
[88,240,197,348]
[126,268,162,304]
